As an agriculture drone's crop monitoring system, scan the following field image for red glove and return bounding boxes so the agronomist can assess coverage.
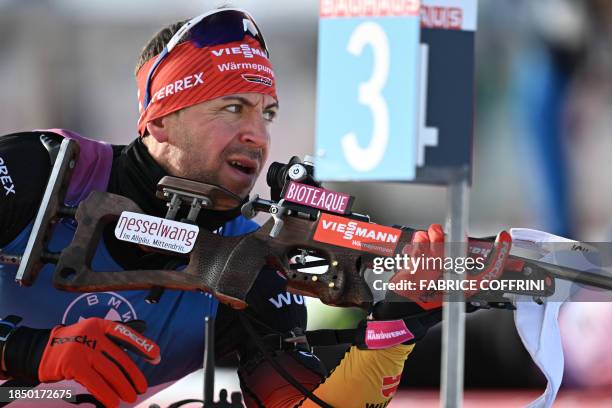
[38,318,160,408]
[387,224,513,310]
[388,223,446,309]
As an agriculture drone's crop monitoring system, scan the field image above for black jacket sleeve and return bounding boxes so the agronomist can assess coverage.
[0,132,60,247]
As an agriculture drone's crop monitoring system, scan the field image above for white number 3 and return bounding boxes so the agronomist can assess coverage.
[341,22,390,172]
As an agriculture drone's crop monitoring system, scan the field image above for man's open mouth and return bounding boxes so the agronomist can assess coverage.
[228,159,256,175]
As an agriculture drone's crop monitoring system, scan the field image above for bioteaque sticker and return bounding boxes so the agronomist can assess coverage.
[114,211,199,254]
[283,181,353,214]
[313,213,401,256]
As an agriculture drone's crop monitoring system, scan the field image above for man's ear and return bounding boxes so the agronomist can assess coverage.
[146,117,170,143]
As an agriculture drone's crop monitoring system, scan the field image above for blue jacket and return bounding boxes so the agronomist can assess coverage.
[0,129,260,386]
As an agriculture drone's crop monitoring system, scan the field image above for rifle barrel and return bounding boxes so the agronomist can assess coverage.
[525,258,612,291]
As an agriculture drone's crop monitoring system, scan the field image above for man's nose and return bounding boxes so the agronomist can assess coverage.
[238,113,269,149]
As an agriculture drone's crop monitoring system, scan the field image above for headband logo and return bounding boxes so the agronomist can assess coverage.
[151,71,205,104]
[241,74,273,87]
[211,44,268,60]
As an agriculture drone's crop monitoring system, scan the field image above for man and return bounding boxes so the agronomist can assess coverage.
[0,8,443,407]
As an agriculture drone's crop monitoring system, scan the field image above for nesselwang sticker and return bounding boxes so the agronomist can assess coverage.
[313,213,401,256]
[114,211,199,254]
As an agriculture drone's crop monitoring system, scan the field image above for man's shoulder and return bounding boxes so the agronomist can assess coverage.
[40,129,116,205]
[37,128,115,156]
[0,128,109,146]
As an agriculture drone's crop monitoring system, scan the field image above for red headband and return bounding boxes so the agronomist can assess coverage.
[136,36,277,136]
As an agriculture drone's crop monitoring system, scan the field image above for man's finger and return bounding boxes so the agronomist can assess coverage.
[428,224,444,243]
[412,230,430,244]
[406,230,431,259]
[77,366,121,408]
[102,321,161,364]
[103,339,149,394]
[122,320,147,334]
[93,351,138,403]
[428,224,445,258]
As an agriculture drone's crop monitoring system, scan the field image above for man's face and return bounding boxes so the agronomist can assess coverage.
[160,93,278,198]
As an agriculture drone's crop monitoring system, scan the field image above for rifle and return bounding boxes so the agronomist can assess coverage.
[3,138,611,311]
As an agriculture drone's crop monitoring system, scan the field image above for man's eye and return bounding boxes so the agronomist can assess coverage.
[263,110,277,122]
[225,104,242,113]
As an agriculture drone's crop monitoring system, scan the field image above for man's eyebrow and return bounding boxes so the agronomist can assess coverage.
[220,96,279,110]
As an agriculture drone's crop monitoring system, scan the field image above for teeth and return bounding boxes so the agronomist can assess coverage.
[230,160,250,172]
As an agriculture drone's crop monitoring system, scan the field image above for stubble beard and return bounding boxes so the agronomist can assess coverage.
[173,126,222,186]
[175,149,253,198]
[174,127,262,198]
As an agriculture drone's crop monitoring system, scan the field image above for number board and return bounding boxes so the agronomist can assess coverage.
[416,0,477,183]
[315,0,422,181]
[315,0,478,184]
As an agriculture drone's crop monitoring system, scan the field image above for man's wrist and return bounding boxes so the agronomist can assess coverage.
[0,315,22,378]
[4,326,50,382]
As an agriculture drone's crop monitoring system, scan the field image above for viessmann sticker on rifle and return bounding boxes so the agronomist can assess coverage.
[313,213,401,256]
[114,211,199,254]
